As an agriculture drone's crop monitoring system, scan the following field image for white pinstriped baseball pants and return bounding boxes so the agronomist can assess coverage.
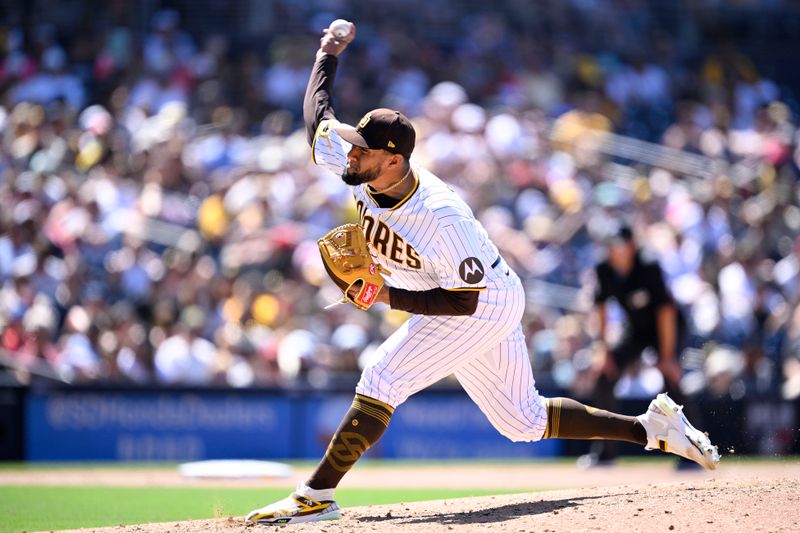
[356,270,548,442]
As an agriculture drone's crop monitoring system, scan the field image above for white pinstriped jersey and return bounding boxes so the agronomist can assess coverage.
[311,119,349,176]
[312,119,505,294]
[314,120,548,439]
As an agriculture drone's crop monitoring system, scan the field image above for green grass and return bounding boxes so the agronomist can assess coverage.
[0,485,524,533]
[2,456,797,532]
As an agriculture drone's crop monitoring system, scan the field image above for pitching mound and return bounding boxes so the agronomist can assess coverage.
[56,476,798,532]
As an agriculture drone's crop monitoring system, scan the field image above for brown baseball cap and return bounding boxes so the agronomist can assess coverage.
[335,108,416,158]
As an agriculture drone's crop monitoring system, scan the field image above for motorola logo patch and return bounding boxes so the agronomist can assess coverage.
[459,257,484,284]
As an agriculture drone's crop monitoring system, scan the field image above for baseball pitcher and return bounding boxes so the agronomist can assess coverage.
[246,22,719,525]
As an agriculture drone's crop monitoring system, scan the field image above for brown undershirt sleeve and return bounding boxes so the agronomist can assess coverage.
[388,287,480,316]
[303,52,339,145]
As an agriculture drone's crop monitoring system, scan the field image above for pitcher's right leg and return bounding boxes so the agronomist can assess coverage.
[454,325,548,442]
[454,325,719,469]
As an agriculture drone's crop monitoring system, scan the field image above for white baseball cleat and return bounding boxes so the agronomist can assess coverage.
[245,491,341,525]
[637,393,721,470]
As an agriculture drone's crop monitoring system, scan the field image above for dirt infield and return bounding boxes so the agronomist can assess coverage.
[9,460,799,532]
[53,475,798,533]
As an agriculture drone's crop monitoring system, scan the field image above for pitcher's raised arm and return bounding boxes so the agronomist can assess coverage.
[302,22,356,145]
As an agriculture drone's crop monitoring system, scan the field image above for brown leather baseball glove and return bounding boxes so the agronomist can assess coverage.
[317,224,391,310]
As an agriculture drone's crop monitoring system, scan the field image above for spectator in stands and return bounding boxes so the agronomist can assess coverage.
[10,46,85,111]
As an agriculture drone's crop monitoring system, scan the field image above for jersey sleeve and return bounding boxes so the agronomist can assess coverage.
[432,221,492,291]
[311,119,351,176]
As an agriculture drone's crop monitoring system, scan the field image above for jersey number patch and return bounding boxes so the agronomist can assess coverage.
[459,257,484,284]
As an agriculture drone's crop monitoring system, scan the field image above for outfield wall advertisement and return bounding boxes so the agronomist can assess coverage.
[26,391,294,460]
[24,389,562,461]
[19,388,799,461]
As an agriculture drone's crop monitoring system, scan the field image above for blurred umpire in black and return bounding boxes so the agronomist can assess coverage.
[584,224,692,466]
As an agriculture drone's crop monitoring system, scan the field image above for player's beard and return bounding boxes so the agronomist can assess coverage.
[342,166,380,186]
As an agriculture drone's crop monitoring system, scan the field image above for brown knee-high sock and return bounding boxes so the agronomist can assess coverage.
[592,372,621,460]
[542,397,647,445]
[307,394,394,490]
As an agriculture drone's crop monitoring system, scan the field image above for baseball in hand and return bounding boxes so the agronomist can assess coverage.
[328,19,352,39]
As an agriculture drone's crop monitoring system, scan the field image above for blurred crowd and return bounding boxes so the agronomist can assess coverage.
[1,0,800,402]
